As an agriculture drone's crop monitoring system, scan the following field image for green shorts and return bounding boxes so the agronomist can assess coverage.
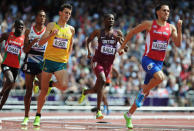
[42,59,67,73]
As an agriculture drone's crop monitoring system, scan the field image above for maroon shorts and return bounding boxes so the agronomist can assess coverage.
[92,61,112,78]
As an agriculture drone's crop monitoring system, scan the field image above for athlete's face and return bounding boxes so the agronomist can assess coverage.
[15,20,24,34]
[157,5,170,21]
[104,14,114,28]
[36,11,46,25]
[59,8,72,22]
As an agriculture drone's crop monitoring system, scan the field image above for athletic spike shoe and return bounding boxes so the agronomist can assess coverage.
[96,110,104,119]
[46,87,52,96]
[21,117,29,126]
[33,116,40,126]
[135,89,145,107]
[124,112,133,129]
[78,87,87,104]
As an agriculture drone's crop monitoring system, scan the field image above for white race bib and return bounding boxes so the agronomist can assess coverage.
[32,42,45,50]
[53,37,68,49]
[101,46,115,55]
[7,45,20,55]
[152,40,167,51]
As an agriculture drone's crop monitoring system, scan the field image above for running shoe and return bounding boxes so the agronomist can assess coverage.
[96,110,104,119]
[78,87,87,104]
[33,78,39,94]
[21,117,29,126]
[135,89,145,107]
[33,116,40,126]
[102,105,110,115]
[33,85,39,94]
[124,112,133,129]
[46,87,52,96]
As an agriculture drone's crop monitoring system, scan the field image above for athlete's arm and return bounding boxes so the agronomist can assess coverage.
[86,30,99,58]
[0,33,9,43]
[116,30,128,54]
[23,29,39,53]
[170,20,182,47]
[119,20,152,51]
[68,26,75,54]
[39,22,56,46]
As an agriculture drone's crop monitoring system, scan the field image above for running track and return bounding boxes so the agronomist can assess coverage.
[0,112,194,131]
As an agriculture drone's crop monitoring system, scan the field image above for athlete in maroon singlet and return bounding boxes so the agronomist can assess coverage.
[78,13,126,119]
[0,19,25,110]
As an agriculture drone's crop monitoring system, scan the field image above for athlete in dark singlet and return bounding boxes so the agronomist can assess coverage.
[0,19,25,110]
[79,13,126,119]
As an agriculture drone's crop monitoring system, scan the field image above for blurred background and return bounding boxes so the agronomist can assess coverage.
[0,0,193,111]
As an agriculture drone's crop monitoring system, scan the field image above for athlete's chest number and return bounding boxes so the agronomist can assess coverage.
[53,37,68,49]
[101,46,115,55]
[7,45,20,55]
[152,40,168,51]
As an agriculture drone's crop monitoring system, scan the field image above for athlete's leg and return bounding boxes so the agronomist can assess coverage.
[96,72,106,112]
[143,71,165,94]
[53,69,68,91]
[24,73,35,117]
[36,71,52,114]
[0,70,15,110]
[84,78,100,95]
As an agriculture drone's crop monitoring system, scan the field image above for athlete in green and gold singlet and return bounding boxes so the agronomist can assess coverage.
[33,4,75,126]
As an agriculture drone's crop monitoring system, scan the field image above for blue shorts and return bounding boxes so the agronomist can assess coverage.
[42,59,67,73]
[141,56,163,84]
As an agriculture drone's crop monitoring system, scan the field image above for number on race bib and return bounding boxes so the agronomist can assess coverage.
[101,46,116,55]
[53,37,68,49]
[7,45,20,55]
[152,40,168,51]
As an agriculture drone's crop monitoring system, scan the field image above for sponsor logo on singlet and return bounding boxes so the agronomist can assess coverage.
[102,40,115,44]
[152,40,167,51]
[53,37,68,49]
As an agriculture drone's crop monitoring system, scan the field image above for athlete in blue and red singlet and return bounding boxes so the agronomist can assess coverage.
[118,3,182,129]
[0,19,25,110]
[78,13,127,119]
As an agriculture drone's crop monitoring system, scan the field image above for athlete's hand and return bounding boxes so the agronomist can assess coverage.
[88,51,92,59]
[124,46,128,52]
[50,29,58,37]
[32,38,39,44]
[118,48,124,55]
[177,19,182,29]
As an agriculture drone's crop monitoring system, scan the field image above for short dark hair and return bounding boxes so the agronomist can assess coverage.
[103,13,114,20]
[35,9,46,16]
[155,3,170,19]
[59,3,72,12]
[14,19,24,26]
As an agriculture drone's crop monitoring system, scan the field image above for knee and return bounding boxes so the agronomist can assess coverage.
[6,78,15,87]
[156,73,165,83]
[59,82,68,91]
[99,77,106,86]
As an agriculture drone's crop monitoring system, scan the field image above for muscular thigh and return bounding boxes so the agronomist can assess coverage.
[54,69,68,85]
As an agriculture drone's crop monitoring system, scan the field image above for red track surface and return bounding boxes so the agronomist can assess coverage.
[0,112,194,131]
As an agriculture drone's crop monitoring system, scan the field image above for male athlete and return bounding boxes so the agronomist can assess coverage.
[118,3,182,129]
[33,4,75,126]
[79,13,126,119]
[21,10,47,126]
[0,19,25,110]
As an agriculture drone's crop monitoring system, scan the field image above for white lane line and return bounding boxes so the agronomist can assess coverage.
[0,115,194,122]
